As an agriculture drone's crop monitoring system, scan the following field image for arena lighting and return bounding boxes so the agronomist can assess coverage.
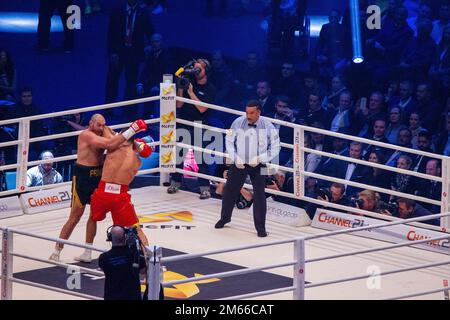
[349,0,364,64]
[261,15,328,38]
[0,12,63,33]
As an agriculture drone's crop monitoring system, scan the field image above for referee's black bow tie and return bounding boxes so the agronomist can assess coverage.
[248,123,257,128]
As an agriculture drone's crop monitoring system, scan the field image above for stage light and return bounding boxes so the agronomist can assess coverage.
[0,12,63,33]
[349,0,364,64]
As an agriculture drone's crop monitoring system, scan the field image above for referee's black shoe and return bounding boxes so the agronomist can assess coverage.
[214,219,230,229]
[257,231,268,237]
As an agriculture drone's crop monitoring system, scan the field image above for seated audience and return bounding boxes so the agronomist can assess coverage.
[26,151,63,187]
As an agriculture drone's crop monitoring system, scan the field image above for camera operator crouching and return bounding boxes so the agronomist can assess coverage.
[351,189,398,216]
[305,183,353,219]
[99,225,152,300]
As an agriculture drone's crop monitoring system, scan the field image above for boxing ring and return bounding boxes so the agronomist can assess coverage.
[1,81,450,300]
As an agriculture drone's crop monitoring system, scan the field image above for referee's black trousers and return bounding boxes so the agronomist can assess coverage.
[220,164,267,233]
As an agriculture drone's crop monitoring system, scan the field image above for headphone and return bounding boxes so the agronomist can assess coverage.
[196,58,211,75]
[106,225,128,242]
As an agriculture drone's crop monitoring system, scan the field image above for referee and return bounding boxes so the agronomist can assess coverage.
[215,100,280,237]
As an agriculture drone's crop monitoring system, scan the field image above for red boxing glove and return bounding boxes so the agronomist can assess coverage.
[135,138,152,158]
[122,119,147,140]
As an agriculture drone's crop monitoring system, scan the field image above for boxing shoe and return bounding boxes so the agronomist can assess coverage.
[74,251,92,263]
[199,190,211,200]
[49,252,60,262]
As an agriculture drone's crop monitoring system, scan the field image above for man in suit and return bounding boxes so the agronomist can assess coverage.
[416,159,442,214]
[256,80,276,117]
[105,0,154,105]
[332,141,372,197]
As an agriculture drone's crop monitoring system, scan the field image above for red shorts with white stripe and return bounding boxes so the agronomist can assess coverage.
[90,181,139,227]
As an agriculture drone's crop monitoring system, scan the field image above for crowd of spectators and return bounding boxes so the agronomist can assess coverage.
[0,0,449,225]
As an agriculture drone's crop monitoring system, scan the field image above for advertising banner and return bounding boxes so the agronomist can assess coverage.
[0,196,23,219]
[248,197,311,227]
[312,209,449,254]
[20,185,72,214]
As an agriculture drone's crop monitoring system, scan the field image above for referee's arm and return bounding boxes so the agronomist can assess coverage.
[260,122,281,164]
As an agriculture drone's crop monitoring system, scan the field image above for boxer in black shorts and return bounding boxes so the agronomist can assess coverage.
[71,164,103,208]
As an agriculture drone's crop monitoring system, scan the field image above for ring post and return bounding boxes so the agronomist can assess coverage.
[17,119,30,192]
[146,245,162,300]
[293,237,305,300]
[159,75,176,186]
[1,229,13,300]
[441,158,450,231]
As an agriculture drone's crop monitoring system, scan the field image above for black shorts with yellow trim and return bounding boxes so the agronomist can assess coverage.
[71,163,102,207]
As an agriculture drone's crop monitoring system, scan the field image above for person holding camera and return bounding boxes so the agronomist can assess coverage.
[167,58,217,200]
[215,168,253,209]
[306,183,352,219]
[99,225,147,300]
[352,189,396,216]
[215,100,280,237]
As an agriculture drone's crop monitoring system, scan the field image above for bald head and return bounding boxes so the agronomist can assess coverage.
[111,226,126,246]
[89,113,106,135]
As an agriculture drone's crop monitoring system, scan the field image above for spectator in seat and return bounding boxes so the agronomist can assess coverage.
[233,51,267,104]
[362,118,392,160]
[330,91,352,134]
[390,155,419,201]
[272,61,302,103]
[322,75,347,112]
[415,82,442,134]
[399,20,437,81]
[271,95,301,165]
[429,25,450,94]
[413,130,434,173]
[0,49,17,101]
[435,112,450,156]
[255,80,276,117]
[300,91,331,128]
[26,151,63,187]
[385,106,406,144]
[416,159,442,214]
[388,80,417,121]
[209,50,233,106]
[408,112,426,149]
[367,149,392,202]
[385,128,414,166]
[354,92,387,137]
[331,141,371,197]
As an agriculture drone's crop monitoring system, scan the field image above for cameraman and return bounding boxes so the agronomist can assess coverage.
[353,189,393,216]
[99,226,146,300]
[168,58,217,200]
[306,183,352,219]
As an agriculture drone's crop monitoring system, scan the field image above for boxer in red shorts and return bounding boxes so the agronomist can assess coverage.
[89,129,152,246]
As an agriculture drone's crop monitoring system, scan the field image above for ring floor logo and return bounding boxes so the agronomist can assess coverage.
[14,248,295,299]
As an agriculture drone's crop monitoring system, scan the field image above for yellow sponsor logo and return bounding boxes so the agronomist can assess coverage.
[161,111,175,124]
[161,151,174,164]
[138,211,193,223]
[141,271,220,299]
[161,131,174,143]
[163,85,175,95]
